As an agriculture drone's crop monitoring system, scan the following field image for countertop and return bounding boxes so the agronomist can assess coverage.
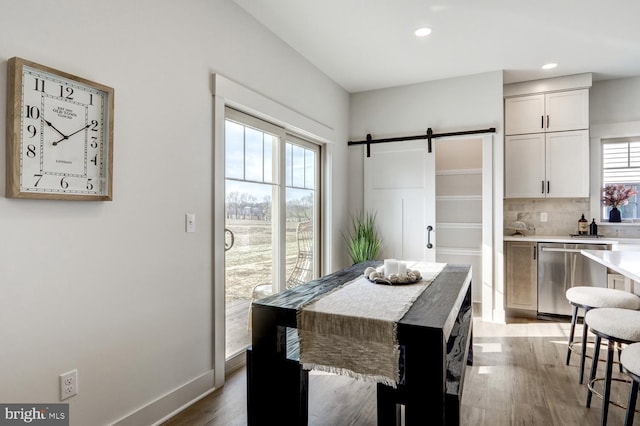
[581,250,640,282]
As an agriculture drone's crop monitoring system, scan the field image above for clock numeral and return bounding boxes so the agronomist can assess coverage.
[26,125,37,138]
[33,174,43,187]
[86,179,94,191]
[90,120,99,131]
[90,137,98,148]
[25,105,40,119]
[90,154,98,166]
[26,144,37,158]
[34,78,45,92]
[60,177,69,189]
[89,93,94,106]
[59,85,74,100]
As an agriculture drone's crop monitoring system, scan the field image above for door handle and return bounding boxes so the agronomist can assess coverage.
[225,228,235,252]
[426,225,433,249]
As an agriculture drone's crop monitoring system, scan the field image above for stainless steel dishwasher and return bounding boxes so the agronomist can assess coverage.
[537,242,610,317]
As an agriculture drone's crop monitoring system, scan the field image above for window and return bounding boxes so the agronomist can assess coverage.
[601,138,640,221]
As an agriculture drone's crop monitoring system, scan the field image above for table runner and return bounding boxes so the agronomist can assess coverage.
[297,261,446,388]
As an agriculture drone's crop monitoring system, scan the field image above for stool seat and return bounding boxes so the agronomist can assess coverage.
[564,287,640,385]
[621,343,640,425]
[585,308,640,342]
[566,286,640,310]
[621,342,640,376]
[585,308,640,426]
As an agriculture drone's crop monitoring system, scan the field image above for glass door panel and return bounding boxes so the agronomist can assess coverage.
[224,110,280,359]
[223,108,321,360]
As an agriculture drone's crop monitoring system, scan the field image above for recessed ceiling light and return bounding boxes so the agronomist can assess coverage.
[415,27,432,37]
[542,63,558,70]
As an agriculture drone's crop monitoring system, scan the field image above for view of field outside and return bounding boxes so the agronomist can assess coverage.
[225,217,305,301]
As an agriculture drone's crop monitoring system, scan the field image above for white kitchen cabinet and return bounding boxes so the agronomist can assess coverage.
[505,241,537,311]
[505,130,589,198]
[505,89,589,135]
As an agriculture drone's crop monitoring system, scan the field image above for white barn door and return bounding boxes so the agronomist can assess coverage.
[364,139,436,262]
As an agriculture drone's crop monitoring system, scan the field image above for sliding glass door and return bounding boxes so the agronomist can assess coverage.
[224,108,319,359]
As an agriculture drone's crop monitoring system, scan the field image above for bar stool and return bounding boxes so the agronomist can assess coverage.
[620,342,640,426]
[565,287,640,384]
[585,308,640,426]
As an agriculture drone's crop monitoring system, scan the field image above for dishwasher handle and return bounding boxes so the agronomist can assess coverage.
[540,247,603,254]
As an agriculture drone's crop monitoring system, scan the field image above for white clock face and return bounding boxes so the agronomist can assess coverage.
[19,65,110,197]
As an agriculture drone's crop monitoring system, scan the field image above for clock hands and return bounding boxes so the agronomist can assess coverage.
[44,119,66,138]
[66,124,91,138]
[48,122,91,146]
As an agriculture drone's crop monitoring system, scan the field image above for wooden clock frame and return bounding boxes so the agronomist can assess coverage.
[5,57,114,201]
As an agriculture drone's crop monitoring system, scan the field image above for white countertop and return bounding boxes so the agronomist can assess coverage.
[581,250,640,282]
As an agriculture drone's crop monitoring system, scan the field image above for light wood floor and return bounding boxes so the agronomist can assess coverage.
[164,316,639,425]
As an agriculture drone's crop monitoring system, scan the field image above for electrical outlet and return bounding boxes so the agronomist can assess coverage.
[60,369,78,400]
[540,212,548,222]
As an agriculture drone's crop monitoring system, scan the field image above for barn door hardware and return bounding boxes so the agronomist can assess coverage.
[348,126,496,157]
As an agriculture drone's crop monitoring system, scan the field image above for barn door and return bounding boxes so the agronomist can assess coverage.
[364,139,436,262]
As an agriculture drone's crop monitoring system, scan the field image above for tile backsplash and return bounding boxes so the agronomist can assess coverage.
[504,198,640,238]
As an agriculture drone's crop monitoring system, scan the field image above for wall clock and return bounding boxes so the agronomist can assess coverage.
[6,57,114,200]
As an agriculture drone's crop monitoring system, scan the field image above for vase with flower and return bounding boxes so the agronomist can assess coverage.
[602,184,638,222]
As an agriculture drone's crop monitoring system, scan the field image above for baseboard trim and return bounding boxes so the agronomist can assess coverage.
[112,369,216,426]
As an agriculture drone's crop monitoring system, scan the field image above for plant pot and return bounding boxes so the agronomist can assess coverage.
[609,207,622,222]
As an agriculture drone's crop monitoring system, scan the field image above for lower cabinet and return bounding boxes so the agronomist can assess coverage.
[505,241,538,311]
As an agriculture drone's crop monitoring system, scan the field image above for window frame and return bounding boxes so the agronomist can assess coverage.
[589,122,640,225]
[600,137,640,221]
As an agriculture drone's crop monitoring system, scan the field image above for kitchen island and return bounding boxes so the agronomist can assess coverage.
[581,249,640,289]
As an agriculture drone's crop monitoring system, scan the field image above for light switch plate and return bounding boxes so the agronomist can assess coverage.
[186,213,196,233]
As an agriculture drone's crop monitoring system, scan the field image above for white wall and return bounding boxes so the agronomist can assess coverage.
[0,1,349,425]
[591,75,640,124]
[348,71,505,320]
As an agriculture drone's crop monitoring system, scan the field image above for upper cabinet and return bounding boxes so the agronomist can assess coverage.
[505,130,589,198]
[504,83,590,199]
[505,89,589,135]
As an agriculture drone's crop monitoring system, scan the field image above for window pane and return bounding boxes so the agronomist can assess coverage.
[245,127,263,182]
[285,188,314,287]
[225,121,244,179]
[264,134,275,184]
[285,143,292,186]
[602,138,640,220]
[305,149,315,189]
[291,145,305,188]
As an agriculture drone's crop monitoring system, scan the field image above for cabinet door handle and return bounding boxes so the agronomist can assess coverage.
[547,180,550,194]
[541,115,544,129]
[547,115,550,128]
[533,246,537,260]
[541,180,545,194]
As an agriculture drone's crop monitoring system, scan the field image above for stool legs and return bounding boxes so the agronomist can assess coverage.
[625,380,638,426]
[567,304,579,365]
[586,334,602,408]
[579,314,589,384]
[601,340,615,426]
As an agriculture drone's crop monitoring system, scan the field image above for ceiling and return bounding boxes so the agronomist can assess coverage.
[233,0,640,93]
